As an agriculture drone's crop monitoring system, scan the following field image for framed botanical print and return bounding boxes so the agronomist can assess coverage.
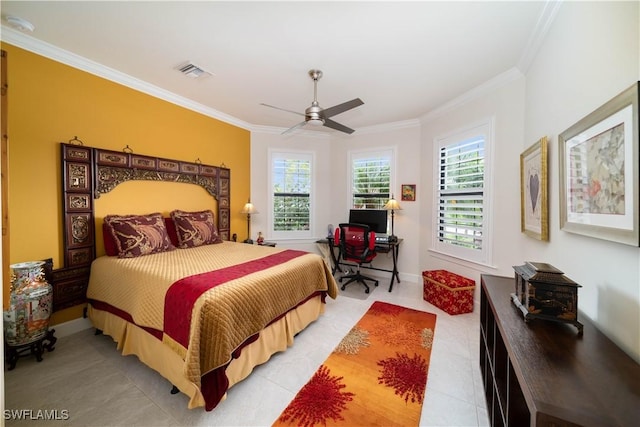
[520,137,549,241]
[401,184,416,201]
[559,82,639,246]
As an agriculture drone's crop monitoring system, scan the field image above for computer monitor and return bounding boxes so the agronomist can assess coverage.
[348,209,388,234]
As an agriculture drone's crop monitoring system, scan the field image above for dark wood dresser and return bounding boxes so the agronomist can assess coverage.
[480,274,640,426]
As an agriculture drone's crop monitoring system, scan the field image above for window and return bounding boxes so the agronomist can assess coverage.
[350,149,393,209]
[270,151,313,238]
[434,121,492,264]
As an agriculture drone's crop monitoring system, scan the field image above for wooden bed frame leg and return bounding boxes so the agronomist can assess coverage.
[170,385,179,395]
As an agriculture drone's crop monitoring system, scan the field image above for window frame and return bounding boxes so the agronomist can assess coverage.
[432,119,494,265]
[348,147,396,211]
[268,149,315,240]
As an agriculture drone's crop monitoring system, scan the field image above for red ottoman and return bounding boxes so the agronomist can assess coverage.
[422,270,476,315]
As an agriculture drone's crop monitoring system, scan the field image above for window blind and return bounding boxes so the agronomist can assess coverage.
[273,158,311,231]
[352,157,390,209]
[437,136,485,250]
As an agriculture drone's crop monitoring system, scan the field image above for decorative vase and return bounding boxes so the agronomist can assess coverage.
[3,261,53,346]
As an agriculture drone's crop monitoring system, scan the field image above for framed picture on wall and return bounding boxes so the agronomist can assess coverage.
[401,184,416,201]
[559,82,639,246]
[520,136,549,241]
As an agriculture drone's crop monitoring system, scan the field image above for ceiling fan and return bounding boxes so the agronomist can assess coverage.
[261,69,364,135]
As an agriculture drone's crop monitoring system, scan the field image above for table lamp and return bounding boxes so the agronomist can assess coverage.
[383,195,402,242]
[241,199,258,243]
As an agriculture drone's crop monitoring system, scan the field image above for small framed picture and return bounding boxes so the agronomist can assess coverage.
[520,137,549,241]
[401,184,416,201]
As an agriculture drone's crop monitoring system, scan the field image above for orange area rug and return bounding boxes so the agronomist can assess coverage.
[273,301,437,427]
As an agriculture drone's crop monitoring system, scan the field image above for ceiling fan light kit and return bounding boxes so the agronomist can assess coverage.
[262,69,363,134]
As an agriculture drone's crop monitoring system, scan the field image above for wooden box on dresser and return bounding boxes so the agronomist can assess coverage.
[479,274,640,427]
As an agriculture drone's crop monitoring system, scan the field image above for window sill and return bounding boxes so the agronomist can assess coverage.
[427,248,498,272]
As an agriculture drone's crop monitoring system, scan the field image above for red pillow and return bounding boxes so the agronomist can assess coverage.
[170,209,222,248]
[163,217,180,247]
[104,213,175,258]
[103,217,179,256]
[103,222,119,256]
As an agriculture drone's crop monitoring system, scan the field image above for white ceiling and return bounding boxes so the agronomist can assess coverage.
[0,1,557,134]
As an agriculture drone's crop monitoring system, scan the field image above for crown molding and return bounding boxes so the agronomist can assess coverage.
[252,118,420,139]
[0,25,253,131]
[419,0,560,125]
[517,0,563,73]
[250,124,331,140]
[344,119,421,136]
[420,67,524,124]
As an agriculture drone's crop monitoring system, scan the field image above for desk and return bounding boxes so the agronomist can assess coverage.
[316,237,402,292]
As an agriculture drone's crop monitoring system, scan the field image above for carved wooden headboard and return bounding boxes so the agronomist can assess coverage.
[54,142,231,312]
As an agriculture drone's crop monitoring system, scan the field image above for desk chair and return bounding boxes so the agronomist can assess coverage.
[335,223,379,293]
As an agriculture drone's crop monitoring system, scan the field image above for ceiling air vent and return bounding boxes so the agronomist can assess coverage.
[176,62,212,79]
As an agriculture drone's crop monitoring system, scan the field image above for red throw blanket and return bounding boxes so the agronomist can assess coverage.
[163,250,312,410]
[163,250,307,348]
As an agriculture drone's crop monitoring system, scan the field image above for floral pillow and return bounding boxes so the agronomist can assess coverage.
[170,209,223,248]
[104,213,175,258]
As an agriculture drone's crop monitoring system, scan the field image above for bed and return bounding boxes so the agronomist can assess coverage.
[58,143,338,411]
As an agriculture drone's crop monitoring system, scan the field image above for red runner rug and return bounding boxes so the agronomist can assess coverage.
[273,301,437,427]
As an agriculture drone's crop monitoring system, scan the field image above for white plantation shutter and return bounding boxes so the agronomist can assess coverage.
[438,137,484,249]
[270,151,313,238]
[434,121,492,264]
[351,150,392,209]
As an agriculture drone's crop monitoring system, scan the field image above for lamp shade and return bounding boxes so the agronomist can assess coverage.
[383,197,402,211]
[241,202,258,214]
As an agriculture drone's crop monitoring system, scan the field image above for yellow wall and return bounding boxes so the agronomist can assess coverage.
[1,43,251,323]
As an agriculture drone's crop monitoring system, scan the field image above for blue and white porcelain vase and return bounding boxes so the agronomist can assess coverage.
[3,261,53,346]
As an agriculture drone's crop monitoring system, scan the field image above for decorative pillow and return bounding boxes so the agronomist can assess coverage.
[170,209,223,248]
[103,222,119,256]
[104,213,175,258]
[163,217,180,247]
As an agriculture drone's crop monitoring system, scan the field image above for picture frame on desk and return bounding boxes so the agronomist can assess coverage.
[559,82,639,247]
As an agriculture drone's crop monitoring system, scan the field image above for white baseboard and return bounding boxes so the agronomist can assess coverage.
[51,317,93,338]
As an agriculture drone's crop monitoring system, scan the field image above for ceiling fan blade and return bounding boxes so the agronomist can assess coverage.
[322,98,364,118]
[282,121,307,135]
[323,118,356,134]
[260,103,305,117]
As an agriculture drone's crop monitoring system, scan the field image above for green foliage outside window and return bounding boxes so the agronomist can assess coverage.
[352,158,390,209]
[273,158,311,231]
[438,137,485,250]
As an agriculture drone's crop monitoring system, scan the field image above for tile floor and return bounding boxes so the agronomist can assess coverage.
[4,278,490,426]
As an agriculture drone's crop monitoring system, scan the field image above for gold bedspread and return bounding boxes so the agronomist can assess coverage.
[87,242,338,387]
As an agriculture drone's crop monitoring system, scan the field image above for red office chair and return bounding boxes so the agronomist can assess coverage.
[335,223,378,293]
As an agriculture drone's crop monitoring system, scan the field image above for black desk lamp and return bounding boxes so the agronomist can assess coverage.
[241,199,258,243]
[383,195,402,242]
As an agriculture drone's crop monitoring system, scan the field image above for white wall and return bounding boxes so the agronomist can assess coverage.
[522,0,640,361]
[251,122,422,283]
[250,130,333,253]
[419,74,527,293]
[330,122,422,283]
[250,1,640,362]
[417,1,639,362]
